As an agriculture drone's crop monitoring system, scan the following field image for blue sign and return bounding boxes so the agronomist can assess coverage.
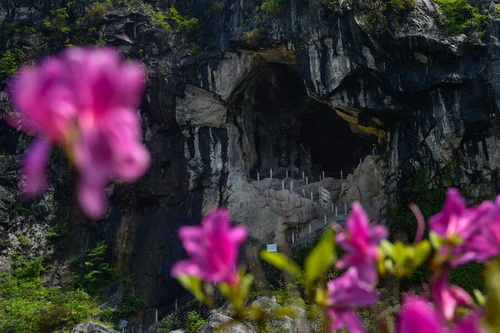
[267,244,277,252]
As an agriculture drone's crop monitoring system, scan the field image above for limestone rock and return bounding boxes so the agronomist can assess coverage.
[71,321,118,333]
[176,85,227,127]
[197,313,256,333]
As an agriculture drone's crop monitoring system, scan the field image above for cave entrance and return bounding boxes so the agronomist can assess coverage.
[228,62,375,179]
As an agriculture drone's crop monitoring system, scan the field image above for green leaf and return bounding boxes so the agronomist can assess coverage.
[484,259,500,332]
[413,240,431,267]
[392,242,406,265]
[380,240,395,258]
[239,273,253,304]
[474,289,485,306]
[177,275,205,303]
[429,231,444,249]
[219,273,254,311]
[260,251,301,278]
[304,228,336,288]
[379,240,431,277]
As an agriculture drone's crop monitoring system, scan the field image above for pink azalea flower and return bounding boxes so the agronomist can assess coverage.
[429,188,497,265]
[468,194,500,259]
[397,296,442,333]
[327,268,378,333]
[451,311,485,333]
[7,47,150,218]
[326,268,378,333]
[397,296,485,333]
[171,208,248,285]
[335,202,388,283]
[431,271,472,321]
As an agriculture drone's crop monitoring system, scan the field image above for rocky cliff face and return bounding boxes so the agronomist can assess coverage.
[0,0,499,325]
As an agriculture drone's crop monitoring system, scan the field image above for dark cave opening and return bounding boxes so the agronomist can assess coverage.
[301,100,377,176]
[229,62,376,179]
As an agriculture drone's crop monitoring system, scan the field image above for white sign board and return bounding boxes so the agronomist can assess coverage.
[267,244,277,252]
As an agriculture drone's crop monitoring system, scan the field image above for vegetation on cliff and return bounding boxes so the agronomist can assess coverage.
[0,256,102,332]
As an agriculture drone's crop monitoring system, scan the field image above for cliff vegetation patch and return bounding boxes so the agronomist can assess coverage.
[434,0,488,37]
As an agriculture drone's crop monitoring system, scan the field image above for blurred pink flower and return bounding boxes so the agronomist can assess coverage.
[326,268,378,333]
[397,295,442,333]
[431,271,472,321]
[429,188,497,265]
[468,194,500,260]
[8,47,149,218]
[397,295,485,333]
[451,311,485,333]
[335,202,387,283]
[171,208,248,285]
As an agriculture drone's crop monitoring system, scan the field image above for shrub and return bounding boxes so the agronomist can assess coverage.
[0,49,25,80]
[185,310,206,333]
[86,0,113,23]
[75,241,121,295]
[242,29,265,47]
[151,7,198,36]
[115,294,147,318]
[434,0,488,36]
[0,258,102,332]
[47,223,69,239]
[260,0,281,17]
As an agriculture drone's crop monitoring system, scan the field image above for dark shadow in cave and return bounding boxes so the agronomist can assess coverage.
[301,99,377,175]
[229,62,376,179]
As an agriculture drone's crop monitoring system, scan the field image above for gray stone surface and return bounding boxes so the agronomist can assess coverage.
[71,321,118,333]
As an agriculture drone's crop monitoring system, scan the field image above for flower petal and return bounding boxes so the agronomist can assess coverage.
[397,296,442,333]
[77,177,107,219]
[335,309,366,333]
[21,138,51,199]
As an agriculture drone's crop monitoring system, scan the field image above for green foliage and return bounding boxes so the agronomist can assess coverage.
[44,7,71,34]
[260,0,281,17]
[256,0,281,24]
[185,310,206,333]
[115,294,147,318]
[304,229,336,290]
[379,240,431,277]
[0,49,25,80]
[386,168,445,242]
[434,0,488,37]
[450,262,485,294]
[11,256,44,280]
[17,235,31,249]
[272,282,305,307]
[71,242,146,322]
[345,0,416,33]
[151,7,198,36]
[47,222,69,239]
[75,241,121,295]
[0,258,101,332]
[151,11,171,31]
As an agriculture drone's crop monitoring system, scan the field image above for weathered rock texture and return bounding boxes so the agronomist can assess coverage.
[0,0,499,326]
